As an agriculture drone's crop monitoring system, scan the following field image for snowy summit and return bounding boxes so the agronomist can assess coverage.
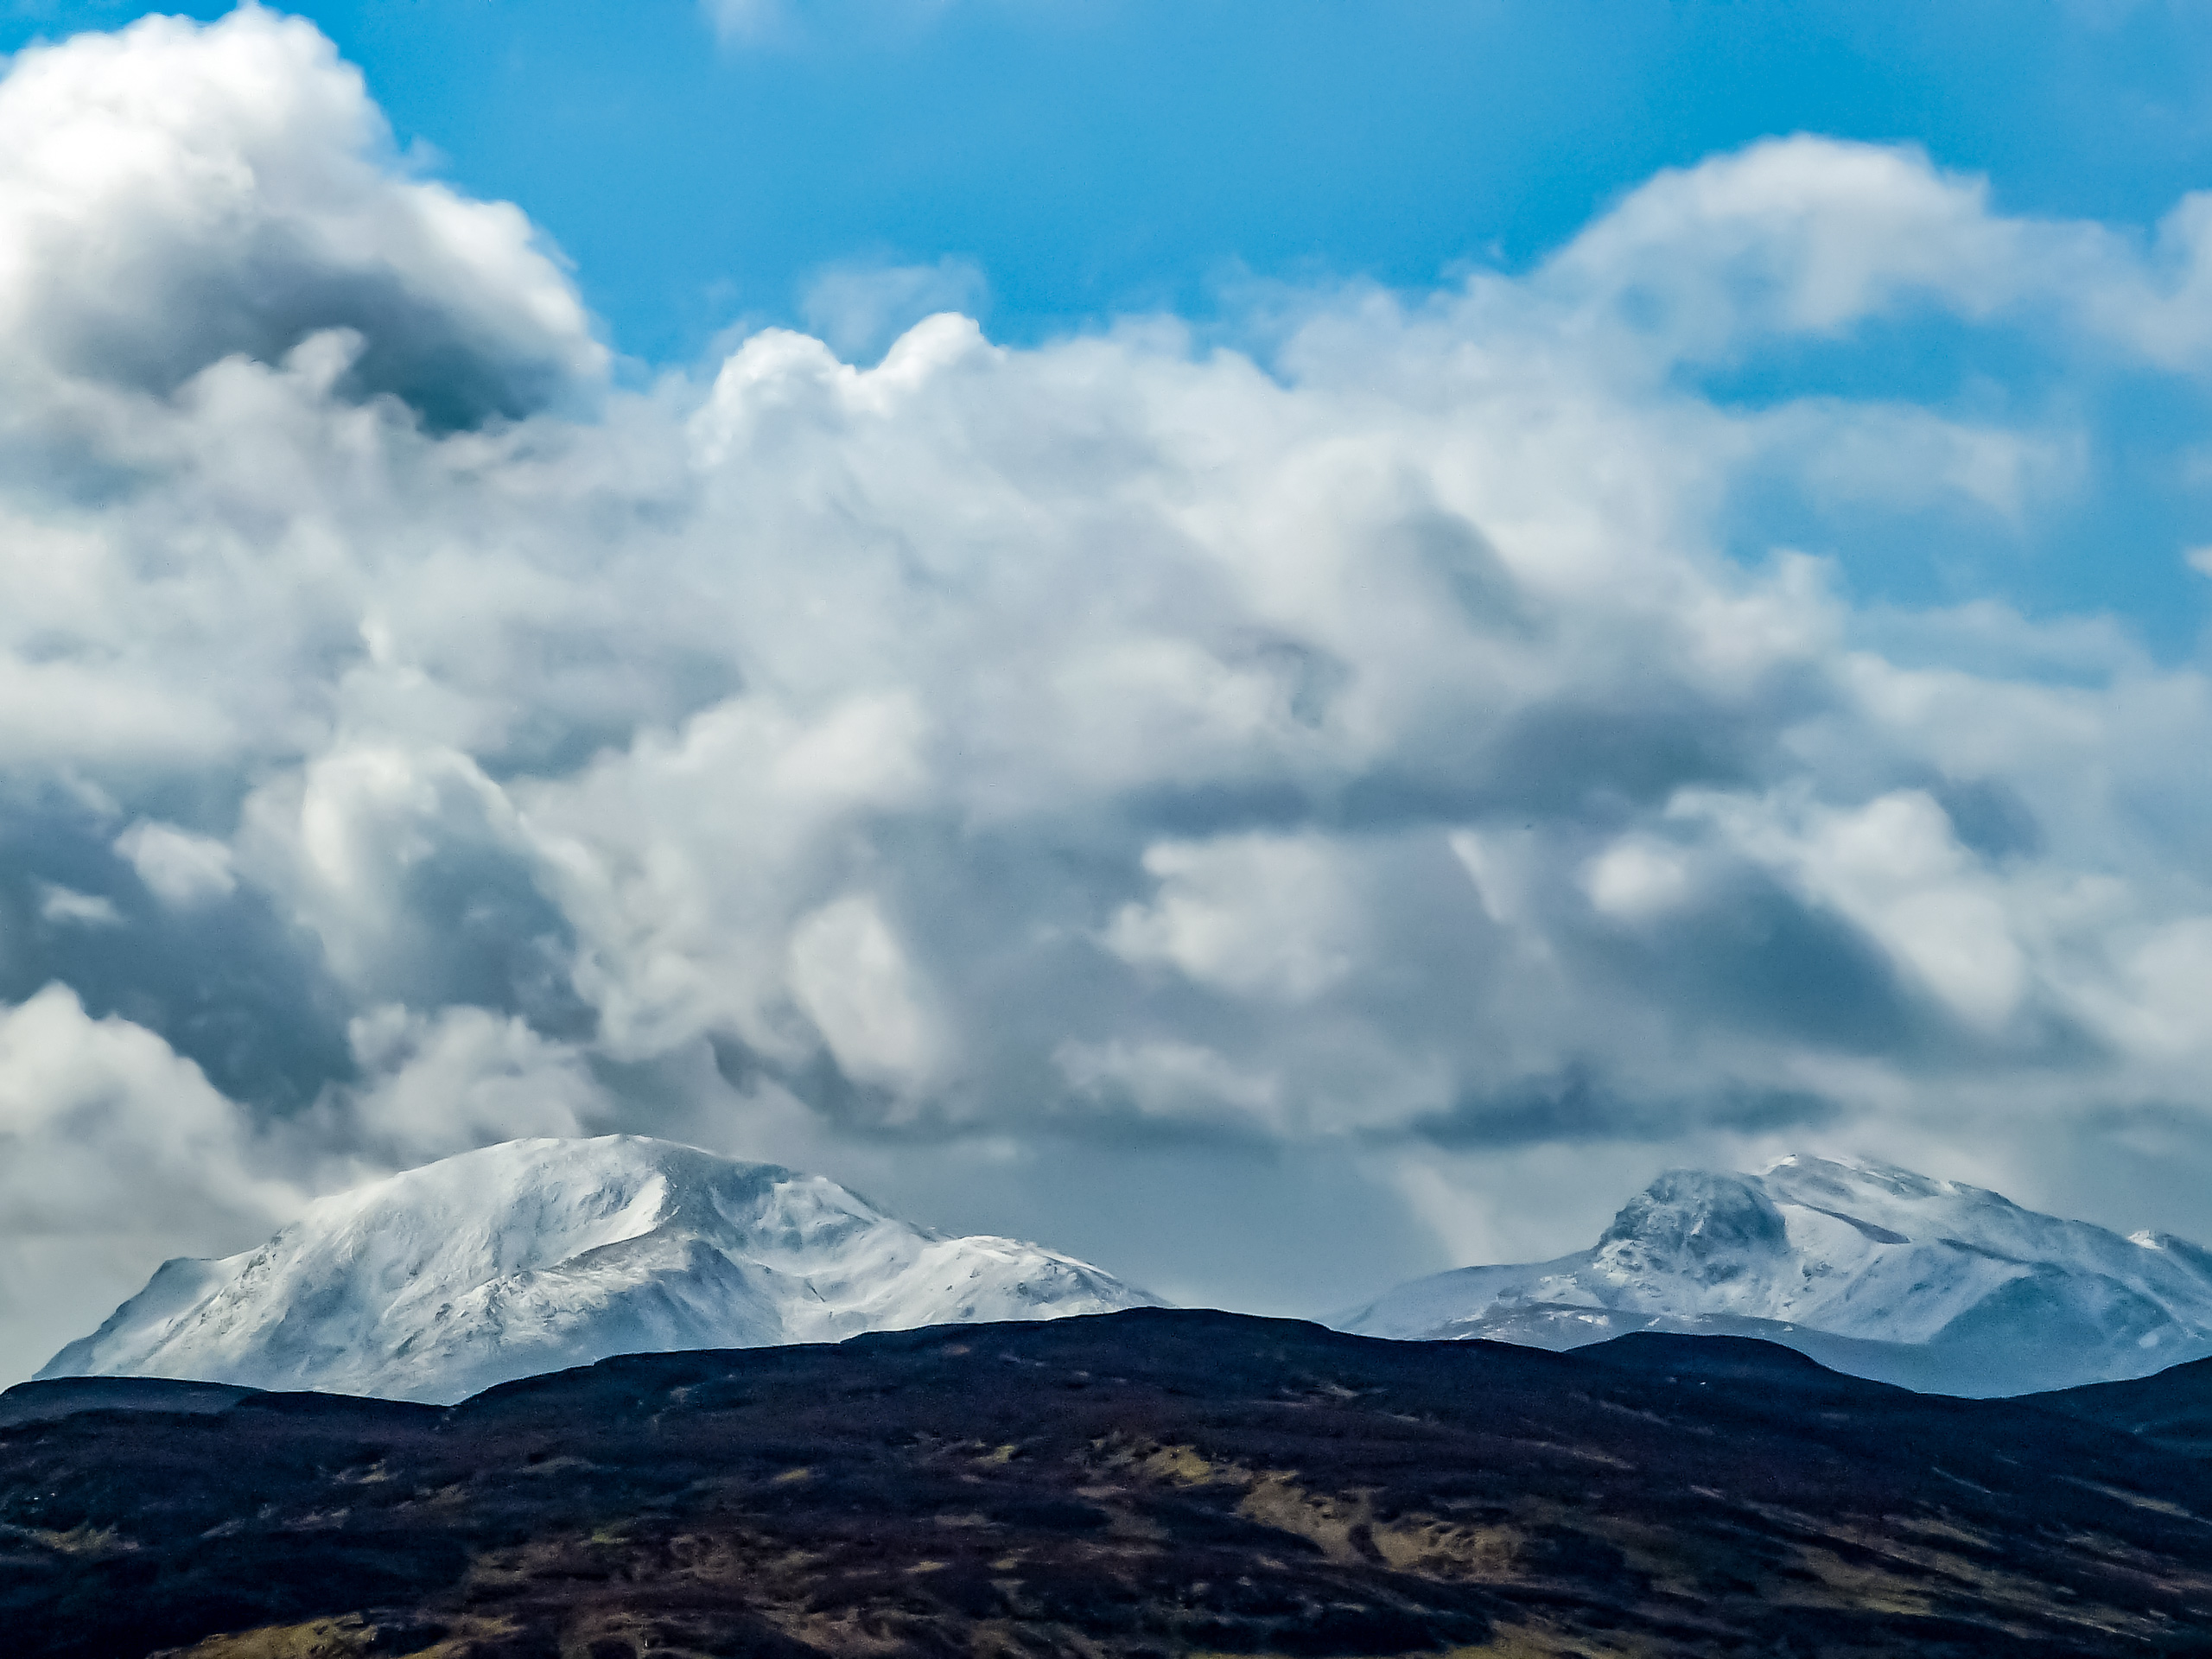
[1336,1154,2212,1395]
[39,1136,1158,1403]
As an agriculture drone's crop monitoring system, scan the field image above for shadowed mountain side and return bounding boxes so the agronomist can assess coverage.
[2022,1351,2212,1458]
[0,1376,260,1430]
[1395,1300,2164,1396]
[6,1309,2212,1658]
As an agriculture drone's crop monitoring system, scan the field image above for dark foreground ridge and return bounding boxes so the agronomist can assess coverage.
[5,1309,2212,1658]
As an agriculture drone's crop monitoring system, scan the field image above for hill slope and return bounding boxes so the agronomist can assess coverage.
[4,1309,2212,1658]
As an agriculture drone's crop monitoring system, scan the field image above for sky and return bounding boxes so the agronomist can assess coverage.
[3,2,2212,1382]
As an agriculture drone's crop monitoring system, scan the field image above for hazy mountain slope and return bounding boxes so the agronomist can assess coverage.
[38,1135,1156,1402]
[1337,1154,2212,1395]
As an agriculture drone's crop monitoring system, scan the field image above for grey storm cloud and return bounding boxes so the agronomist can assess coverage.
[6,9,2212,1376]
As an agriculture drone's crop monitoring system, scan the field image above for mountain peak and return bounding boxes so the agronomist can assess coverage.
[1339,1154,2212,1395]
[1758,1151,2019,1215]
[1595,1169,1788,1285]
[40,1135,1157,1403]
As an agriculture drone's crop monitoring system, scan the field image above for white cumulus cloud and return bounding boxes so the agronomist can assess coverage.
[115,820,238,907]
[7,12,2212,1374]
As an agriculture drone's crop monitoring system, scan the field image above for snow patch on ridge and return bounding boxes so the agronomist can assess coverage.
[1337,1154,2212,1395]
[39,1136,1158,1402]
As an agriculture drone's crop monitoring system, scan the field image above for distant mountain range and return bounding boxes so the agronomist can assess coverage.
[1336,1154,2212,1395]
[41,1141,2212,1403]
[38,1136,1156,1403]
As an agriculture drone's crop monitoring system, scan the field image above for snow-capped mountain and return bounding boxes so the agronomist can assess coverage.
[40,1136,1158,1403]
[1337,1154,2212,1395]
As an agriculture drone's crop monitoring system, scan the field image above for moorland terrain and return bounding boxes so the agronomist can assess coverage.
[4,1308,2212,1658]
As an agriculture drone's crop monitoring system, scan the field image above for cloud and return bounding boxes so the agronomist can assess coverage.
[13,11,2212,1370]
[700,0,959,50]
[1055,1037,1286,1135]
[0,982,305,1379]
[800,256,991,363]
[1529,131,2212,378]
[788,893,947,1093]
[702,0,788,41]
[0,983,295,1236]
[0,7,602,435]
[333,1003,605,1163]
[1682,788,2031,1033]
[1106,834,1363,1004]
[114,820,238,907]
[1545,137,2026,358]
[37,884,123,929]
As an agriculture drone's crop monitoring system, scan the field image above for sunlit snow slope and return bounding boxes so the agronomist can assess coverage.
[40,1136,1158,1403]
[1338,1154,2212,1395]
